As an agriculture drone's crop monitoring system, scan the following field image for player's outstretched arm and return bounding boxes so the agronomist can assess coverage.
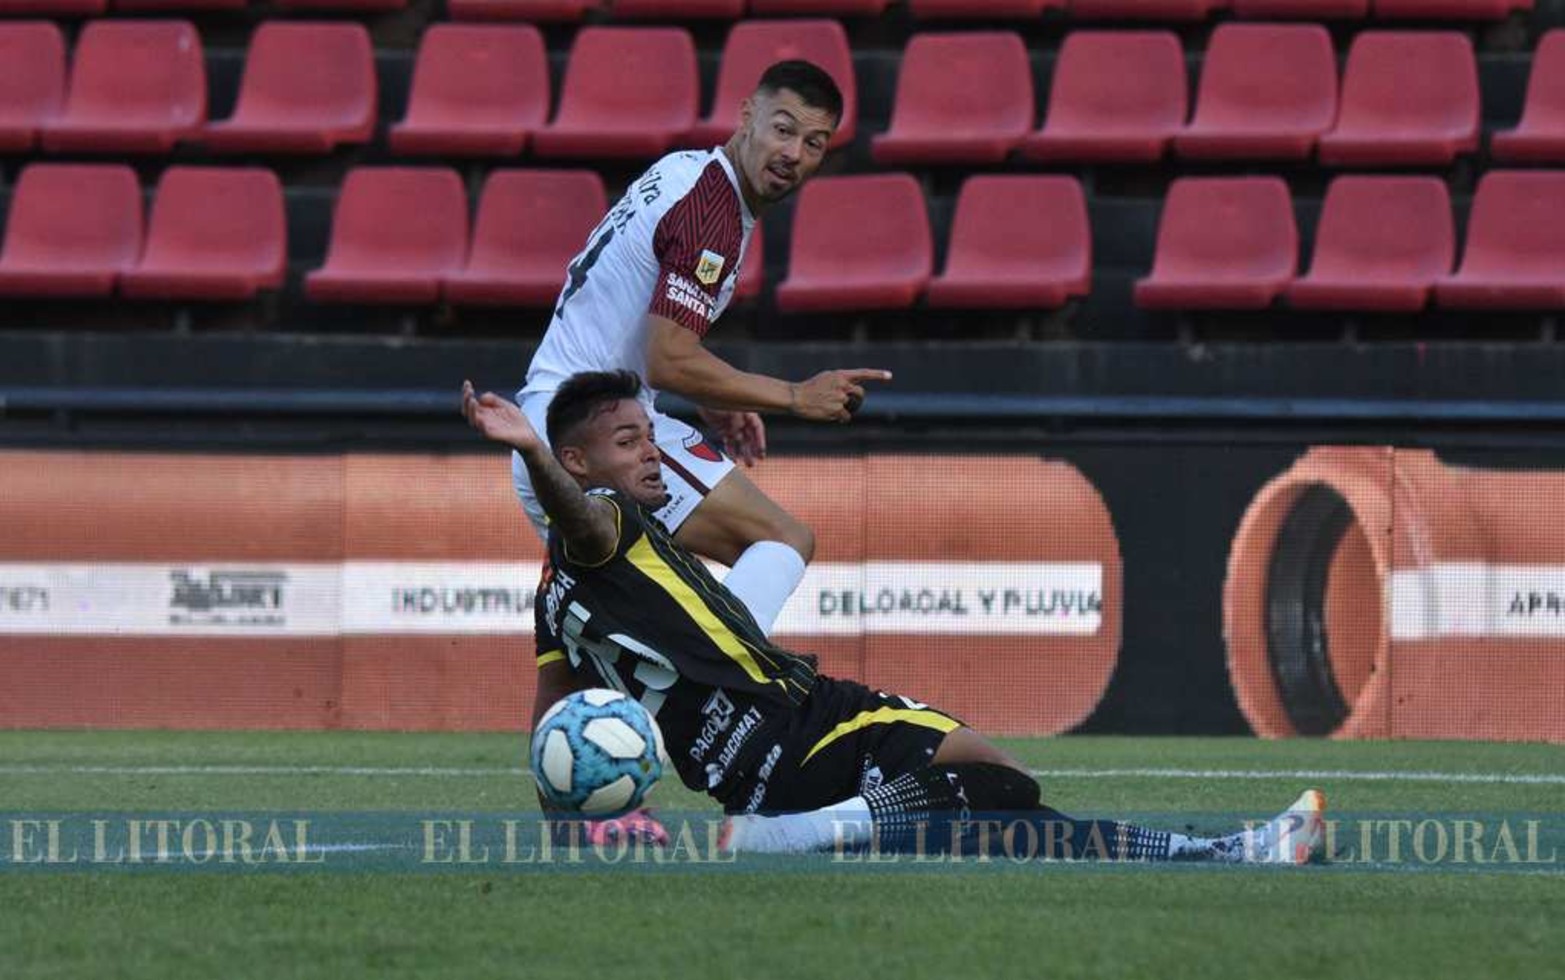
[645,317,891,423]
[460,381,618,564]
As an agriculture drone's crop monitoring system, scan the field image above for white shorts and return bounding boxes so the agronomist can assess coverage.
[512,389,736,540]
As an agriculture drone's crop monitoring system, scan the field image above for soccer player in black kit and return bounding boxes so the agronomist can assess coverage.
[462,371,1326,862]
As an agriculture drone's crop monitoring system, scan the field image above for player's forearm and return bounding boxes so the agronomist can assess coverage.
[515,443,616,560]
[646,340,796,415]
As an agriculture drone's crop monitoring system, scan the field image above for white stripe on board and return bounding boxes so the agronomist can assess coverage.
[0,764,1560,785]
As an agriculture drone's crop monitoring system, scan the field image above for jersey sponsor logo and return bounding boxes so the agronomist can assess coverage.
[859,762,885,795]
[741,742,785,814]
[694,249,726,286]
[689,688,737,762]
[705,705,763,788]
[664,273,714,320]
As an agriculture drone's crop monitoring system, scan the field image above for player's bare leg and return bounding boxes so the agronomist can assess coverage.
[675,468,814,634]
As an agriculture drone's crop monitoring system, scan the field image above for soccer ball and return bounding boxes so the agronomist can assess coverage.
[531,689,669,817]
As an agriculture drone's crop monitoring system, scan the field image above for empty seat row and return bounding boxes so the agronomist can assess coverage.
[876,28,1491,167]
[0,163,621,303]
[1136,172,1565,311]
[316,170,1088,309]
[441,0,1532,22]
[0,0,398,13]
[0,20,372,154]
[0,20,856,158]
[0,164,283,298]
[8,165,1562,311]
[16,21,1565,167]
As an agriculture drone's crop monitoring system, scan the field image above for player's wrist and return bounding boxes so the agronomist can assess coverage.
[787,382,801,416]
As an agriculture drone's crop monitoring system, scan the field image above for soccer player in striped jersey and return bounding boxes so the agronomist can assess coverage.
[462,373,1326,863]
[511,59,889,640]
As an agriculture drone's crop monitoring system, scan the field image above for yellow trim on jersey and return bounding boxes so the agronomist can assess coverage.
[536,649,566,669]
[624,535,776,689]
[801,707,961,766]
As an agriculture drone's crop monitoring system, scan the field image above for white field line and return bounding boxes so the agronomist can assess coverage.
[0,764,1560,785]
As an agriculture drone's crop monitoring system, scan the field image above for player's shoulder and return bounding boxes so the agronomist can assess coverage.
[644,149,740,211]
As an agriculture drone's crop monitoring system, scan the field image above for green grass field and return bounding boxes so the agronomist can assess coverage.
[2,732,1561,980]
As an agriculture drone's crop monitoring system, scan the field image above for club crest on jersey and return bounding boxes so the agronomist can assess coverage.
[695,249,726,286]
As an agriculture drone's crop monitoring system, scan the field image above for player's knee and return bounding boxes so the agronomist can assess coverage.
[752,510,814,563]
[781,519,815,563]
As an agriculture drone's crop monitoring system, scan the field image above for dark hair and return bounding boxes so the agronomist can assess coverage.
[546,370,643,449]
[756,60,844,125]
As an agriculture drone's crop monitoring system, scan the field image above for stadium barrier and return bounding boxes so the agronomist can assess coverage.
[1226,446,1565,743]
[0,450,1121,735]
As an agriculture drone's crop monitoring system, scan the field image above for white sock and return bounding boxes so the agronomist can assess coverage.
[729,798,873,854]
[722,541,807,636]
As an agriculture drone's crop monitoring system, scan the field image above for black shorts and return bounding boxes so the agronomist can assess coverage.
[714,676,965,816]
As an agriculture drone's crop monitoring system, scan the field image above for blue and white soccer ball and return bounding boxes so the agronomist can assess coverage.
[531,689,669,817]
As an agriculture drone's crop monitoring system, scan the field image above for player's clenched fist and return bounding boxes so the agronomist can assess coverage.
[461,380,542,452]
[790,368,892,423]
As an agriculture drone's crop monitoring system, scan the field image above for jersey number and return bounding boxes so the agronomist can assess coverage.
[561,603,677,718]
[554,226,615,318]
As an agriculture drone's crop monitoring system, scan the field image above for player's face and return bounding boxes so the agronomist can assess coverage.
[578,399,669,509]
[735,88,837,206]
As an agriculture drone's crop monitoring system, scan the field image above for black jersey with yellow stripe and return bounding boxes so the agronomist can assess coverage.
[534,488,818,794]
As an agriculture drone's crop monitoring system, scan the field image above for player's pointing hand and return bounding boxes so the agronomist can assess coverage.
[791,368,892,423]
[462,380,543,453]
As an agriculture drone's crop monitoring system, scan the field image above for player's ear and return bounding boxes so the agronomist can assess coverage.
[738,94,757,134]
[557,444,590,480]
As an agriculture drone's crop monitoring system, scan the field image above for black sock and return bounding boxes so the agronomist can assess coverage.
[1031,806,1173,861]
[858,765,1175,860]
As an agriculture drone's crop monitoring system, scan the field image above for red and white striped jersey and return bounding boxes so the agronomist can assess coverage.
[521,148,757,410]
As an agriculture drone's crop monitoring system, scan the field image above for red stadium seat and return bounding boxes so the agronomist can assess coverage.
[389,25,549,158]
[0,164,141,298]
[1067,0,1223,20]
[775,173,931,313]
[910,0,1064,17]
[1134,177,1297,310]
[1491,31,1565,164]
[925,176,1090,310]
[0,0,105,14]
[0,22,65,153]
[1286,177,1452,312]
[113,0,246,12]
[1231,0,1366,16]
[444,169,607,307]
[749,0,889,13]
[685,19,856,150]
[203,23,376,156]
[1175,24,1336,161]
[871,32,1033,165]
[1372,0,1530,19]
[276,0,404,10]
[40,20,205,154]
[1434,171,1565,309]
[735,222,763,302]
[306,168,469,305]
[1317,32,1479,168]
[120,167,285,301]
[611,0,743,17]
[446,0,597,20]
[1022,31,1186,163]
[531,27,698,160]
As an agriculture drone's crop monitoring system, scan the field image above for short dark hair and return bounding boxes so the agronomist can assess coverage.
[756,60,844,126]
[546,370,643,449]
